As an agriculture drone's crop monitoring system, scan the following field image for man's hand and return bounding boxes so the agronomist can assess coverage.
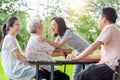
[66,54,79,61]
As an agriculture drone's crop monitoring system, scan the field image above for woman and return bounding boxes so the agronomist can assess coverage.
[1,16,44,80]
[40,17,89,80]
[26,18,70,80]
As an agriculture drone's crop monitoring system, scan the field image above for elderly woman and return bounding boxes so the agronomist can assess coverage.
[26,18,70,80]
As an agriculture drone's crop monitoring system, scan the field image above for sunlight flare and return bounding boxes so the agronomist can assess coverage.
[62,0,90,15]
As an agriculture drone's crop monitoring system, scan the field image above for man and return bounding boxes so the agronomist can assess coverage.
[66,7,120,80]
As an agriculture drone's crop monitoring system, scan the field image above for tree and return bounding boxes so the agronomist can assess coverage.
[58,0,120,43]
[89,0,120,26]
[58,0,99,43]
[0,0,28,50]
[35,0,64,40]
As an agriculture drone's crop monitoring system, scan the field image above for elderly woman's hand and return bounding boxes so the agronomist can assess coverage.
[62,48,72,58]
[63,48,72,54]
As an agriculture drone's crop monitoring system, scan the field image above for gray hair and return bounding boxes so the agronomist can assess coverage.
[27,18,42,33]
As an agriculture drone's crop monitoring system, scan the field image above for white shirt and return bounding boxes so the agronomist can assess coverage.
[26,34,57,71]
[2,34,36,80]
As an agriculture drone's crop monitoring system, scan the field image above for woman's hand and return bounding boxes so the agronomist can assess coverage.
[39,37,47,42]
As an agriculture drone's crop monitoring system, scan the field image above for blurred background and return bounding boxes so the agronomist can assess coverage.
[0,0,120,80]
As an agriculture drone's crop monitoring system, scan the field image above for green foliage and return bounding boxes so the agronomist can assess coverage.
[14,11,30,50]
[72,15,99,43]
[0,62,8,80]
[0,52,8,80]
[0,0,27,24]
[42,15,57,40]
[90,0,120,17]
[0,0,28,50]
[40,0,63,40]
[42,16,53,39]
[60,0,120,43]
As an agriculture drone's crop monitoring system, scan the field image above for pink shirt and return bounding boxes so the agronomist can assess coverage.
[96,24,120,70]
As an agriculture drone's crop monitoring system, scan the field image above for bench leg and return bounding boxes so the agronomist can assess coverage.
[83,64,85,70]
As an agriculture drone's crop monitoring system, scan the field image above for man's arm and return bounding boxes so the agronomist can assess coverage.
[81,54,101,60]
[66,41,102,60]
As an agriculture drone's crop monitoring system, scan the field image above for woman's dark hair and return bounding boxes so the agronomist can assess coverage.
[1,16,18,40]
[101,7,117,23]
[52,17,69,37]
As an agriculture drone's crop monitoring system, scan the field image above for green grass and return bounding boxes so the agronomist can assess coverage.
[53,56,74,80]
[0,53,9,80]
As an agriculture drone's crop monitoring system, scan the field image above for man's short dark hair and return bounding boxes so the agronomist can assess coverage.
[102,7,117,23]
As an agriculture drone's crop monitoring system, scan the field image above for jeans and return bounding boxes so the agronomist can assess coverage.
[73,64,82,80]
[38,68,70,80]
[78,64,114,80]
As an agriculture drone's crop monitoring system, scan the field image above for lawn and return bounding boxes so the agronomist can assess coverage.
[53,56,74,80]
[0,50,100,80]
[0,53,8,80]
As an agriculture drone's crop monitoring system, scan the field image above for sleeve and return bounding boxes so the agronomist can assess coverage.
[8,37,19,53]
[96,26,112,44]
[64,30,72,39]
[55,36,61,42]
